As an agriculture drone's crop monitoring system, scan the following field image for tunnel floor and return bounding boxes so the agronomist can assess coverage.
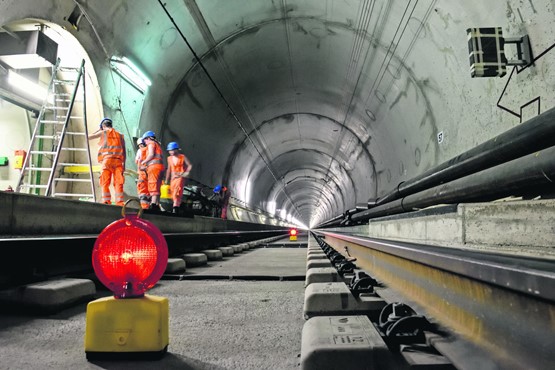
[0,245,307,369]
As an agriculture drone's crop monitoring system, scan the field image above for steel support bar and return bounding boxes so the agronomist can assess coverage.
[315,231,555,370]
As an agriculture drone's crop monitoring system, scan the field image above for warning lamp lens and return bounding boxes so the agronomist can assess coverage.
[290,229,298,236]
[92,216,168,298]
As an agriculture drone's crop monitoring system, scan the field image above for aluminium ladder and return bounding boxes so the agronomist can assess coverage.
[16,59,96,201]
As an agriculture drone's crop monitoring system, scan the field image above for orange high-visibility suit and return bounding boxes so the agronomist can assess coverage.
[145,141,164,196]
[135,145,149,209]
[97,128,125,205]
[167,154,188,207]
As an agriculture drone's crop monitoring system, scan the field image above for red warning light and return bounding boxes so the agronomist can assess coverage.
[290,228,298,236]
[92,213,168,298]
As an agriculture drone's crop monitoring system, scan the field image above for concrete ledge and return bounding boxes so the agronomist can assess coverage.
[201,249,223,261]
[364,200,555,256]
[218,246,234,257]
[303,283,386,319]
[231,245,243,253]
[181,253,208,267]
[307,260,332,269]
[0,191,287,235]
[166,258,186,273]
[301,316,391,370]
[0,278,95,311]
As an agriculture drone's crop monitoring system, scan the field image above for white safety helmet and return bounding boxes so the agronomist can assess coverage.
[136,138,144,146]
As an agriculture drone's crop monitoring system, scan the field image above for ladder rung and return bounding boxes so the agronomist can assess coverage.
[20,184,48,189]
[35,135,56,139]
[59,163,90,166]
[55,93,72,96]
[41,120,65,124]
[66,132,86,136]
[54,80,76,84]
[61,148,87,151]
[30,150,56,155]
[23,167,53,171]
[58,67,80,72]
[56,116,83,120]
[53,193,94,197]
[45,106,70,110]
[56,99,83,102]
[54,178,91,182]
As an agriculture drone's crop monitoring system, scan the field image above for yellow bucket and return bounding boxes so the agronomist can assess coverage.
[160,184,171,199]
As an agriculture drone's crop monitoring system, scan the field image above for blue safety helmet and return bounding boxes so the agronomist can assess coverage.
[214,185,222,193]
[99,117,112,129]
[142,130,156,139]
[166,142,180,151]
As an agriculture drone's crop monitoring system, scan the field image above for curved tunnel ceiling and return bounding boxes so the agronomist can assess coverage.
[156,0,433,227]
[2,0,554,227]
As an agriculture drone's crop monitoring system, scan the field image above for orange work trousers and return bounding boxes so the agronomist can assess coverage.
[100,157,124,205]
[170,177,184,207]
[147,164,164,196]
[137,169,149,209]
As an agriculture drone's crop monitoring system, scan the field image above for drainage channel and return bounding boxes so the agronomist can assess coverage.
[301,231,554,370]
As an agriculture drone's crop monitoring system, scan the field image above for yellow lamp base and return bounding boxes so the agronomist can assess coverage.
[85,294,169,361]
[290,236,297,241]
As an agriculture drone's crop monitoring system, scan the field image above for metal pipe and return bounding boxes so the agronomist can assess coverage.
[351,145,555,223]
[319,214,343,227]
[376,106,555,206]
[316,108,555,227]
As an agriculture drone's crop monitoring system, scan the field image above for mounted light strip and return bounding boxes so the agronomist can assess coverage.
[109,56,151,93]
[7,70,49,102]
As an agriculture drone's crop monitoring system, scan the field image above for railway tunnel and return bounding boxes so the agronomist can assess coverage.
[0,1,554,369]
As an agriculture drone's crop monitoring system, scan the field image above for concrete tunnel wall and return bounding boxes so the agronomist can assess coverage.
[1,0,554,227]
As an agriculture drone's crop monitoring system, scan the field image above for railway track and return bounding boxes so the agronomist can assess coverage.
[308,231,555,370]
[0,230,286,289]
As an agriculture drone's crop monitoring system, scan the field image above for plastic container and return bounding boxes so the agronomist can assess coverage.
[160,184,171,199]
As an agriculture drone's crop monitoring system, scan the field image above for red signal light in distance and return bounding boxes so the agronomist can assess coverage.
[289,228,298,236]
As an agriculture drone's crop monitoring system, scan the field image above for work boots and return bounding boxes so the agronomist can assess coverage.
[148,203,161,212]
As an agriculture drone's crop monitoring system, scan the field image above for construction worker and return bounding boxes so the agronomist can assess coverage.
[211,185,222,217]
[220,185,231,219]
[87,118,126,206]
[135,138,150,209]
[164,141,192,214]
[140,131,165,211]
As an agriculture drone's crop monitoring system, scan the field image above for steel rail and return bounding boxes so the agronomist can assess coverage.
[318,231,555,301]
[0,230,288,289]
[314,231,555,370]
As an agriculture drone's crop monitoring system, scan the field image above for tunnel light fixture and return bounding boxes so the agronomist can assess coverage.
[267,201,276,215]
[109,56,151,93]
[7,70,49,102]
[466,28,531,78]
